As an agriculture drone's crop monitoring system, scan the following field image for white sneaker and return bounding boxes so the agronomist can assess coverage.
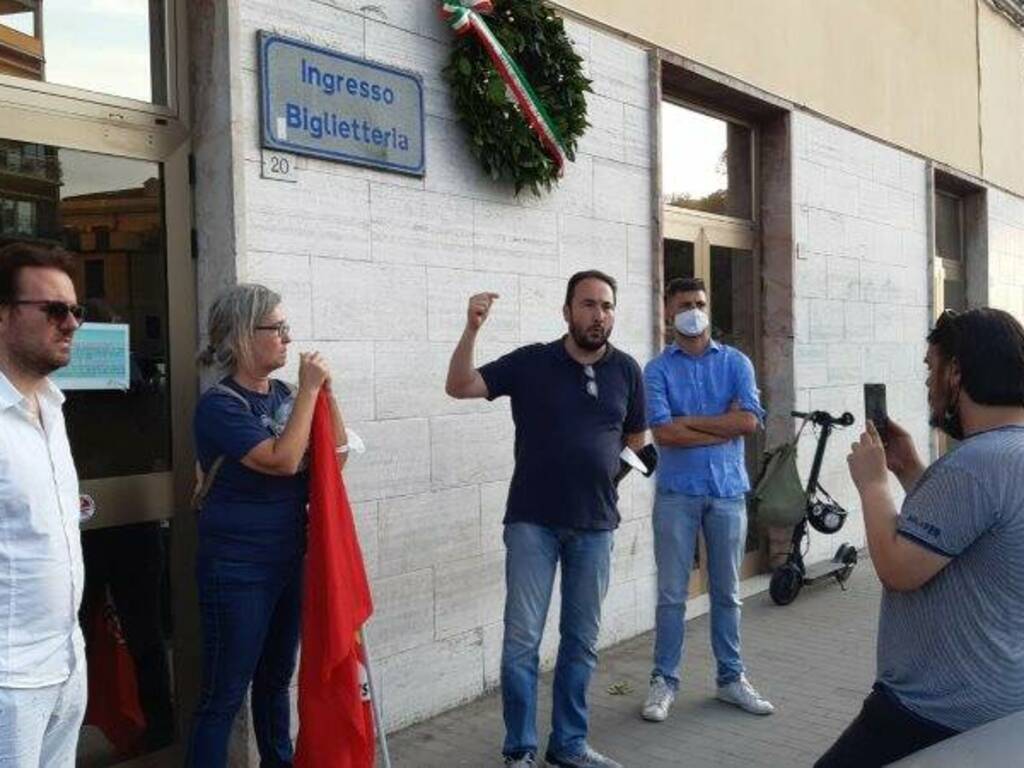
[641,675,675,722]
[544,746,622,768]
[504,753,536,767]
[716,676,775,715]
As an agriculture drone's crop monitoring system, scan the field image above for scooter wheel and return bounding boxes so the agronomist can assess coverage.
[835,544,858,583]
[769,563,804,606]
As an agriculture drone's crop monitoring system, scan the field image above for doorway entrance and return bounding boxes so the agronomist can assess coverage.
[0,138,193,768]
[660,97,765,596]
[663,213,764,593]
[0,2,194,765]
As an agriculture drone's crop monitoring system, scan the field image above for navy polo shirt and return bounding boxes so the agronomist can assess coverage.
[479,338,647,530]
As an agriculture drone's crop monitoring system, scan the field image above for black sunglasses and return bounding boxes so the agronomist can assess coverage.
[9,300,85,322]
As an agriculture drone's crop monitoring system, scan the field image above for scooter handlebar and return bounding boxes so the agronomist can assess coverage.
[791,410,855,427]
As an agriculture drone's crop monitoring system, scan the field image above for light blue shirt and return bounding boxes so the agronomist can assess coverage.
[644,340,764,497]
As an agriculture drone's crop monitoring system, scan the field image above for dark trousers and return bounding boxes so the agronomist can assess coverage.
[815,684,959,768]
[186,555,303,768]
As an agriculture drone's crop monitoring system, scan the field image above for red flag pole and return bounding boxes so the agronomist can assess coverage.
[360,628,392,768]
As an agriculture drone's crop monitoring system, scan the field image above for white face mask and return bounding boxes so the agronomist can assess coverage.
[674,308,709,337]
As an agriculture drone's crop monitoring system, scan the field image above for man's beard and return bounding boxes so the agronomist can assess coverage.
[569,320,609,352]
[9,337,70,378]
[928,383,964,440]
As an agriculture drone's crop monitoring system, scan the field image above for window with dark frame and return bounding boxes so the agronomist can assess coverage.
[935,189,967,312]
[0,0,168,104]
[661,100,754,220]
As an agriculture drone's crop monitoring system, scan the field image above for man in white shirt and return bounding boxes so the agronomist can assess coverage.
[0,241,86,766]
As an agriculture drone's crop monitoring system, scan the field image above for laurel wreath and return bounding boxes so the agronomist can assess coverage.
[442,0,592,195]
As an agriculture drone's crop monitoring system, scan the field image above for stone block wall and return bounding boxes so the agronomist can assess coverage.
[230,1,657,732]
[790,113,932,563]
[989,189,1024,317]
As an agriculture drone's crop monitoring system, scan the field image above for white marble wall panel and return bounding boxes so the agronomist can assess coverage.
[793,112,930,564]
[430,411,516,489]
[378,632,485,731]
[426,268,520,342]
[229,4,656,737]
[989,189,1024,320]
[342,417,431,502]
[370,186,475,270]
[378,486,481,578]
[238,0,365,72]
[435,550,506,640]
[311,259,427,341]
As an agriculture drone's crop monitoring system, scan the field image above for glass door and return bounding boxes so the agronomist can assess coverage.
[0,2,193,764]
[662,212,764,595]
[0,136,193,767]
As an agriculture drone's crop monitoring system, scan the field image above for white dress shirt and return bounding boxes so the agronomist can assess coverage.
[0,371,84,687]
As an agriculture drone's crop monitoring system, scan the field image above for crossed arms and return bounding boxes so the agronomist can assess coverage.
[651,404,759,448]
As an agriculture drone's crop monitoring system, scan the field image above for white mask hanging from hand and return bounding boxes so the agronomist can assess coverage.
[674,308,710,337]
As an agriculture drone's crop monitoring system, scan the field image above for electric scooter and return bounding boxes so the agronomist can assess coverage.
[768,409,859,606]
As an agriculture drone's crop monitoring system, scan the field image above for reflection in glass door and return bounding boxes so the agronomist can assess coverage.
[710,245,756,364]
[0,0,169,104]
[0,139,176,765]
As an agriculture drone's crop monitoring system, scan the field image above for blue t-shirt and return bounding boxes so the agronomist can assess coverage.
[479,339,647,530]
[877,425,1024,732]
[644,341,765,497]
[194,377,308,562]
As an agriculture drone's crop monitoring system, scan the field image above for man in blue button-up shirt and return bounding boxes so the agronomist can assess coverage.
[640,277,775,724]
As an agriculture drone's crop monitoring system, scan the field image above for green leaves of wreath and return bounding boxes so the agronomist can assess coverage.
[442,0,592,196]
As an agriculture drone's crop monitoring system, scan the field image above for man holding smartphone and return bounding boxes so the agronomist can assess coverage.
[817,308,1024,767]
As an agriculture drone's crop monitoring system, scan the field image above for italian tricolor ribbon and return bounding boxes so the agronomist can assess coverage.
[441,0,570,174]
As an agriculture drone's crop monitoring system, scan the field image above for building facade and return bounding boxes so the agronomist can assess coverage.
[0,1,1021,765]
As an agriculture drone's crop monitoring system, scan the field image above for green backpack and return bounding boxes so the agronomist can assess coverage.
[749,440,808,528]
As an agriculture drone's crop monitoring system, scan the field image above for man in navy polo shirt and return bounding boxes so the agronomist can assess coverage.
[446,270,647,768]
[640,277,774,724]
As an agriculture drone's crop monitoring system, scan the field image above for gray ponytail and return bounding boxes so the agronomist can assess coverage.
[198,283,282,372]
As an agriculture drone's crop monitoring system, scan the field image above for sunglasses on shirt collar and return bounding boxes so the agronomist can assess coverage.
[583,364,598,399]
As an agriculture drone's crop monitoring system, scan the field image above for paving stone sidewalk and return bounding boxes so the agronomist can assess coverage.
[386,560,881,767]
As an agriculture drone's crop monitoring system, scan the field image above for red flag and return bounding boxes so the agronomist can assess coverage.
[84,599,146,760]
[295,390,375,768]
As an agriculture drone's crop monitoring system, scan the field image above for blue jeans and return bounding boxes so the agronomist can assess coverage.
[651,492,747,688]
[501,523,613,759]
[186,556,303,768]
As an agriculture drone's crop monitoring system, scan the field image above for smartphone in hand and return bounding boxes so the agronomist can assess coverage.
[864,383,889,443]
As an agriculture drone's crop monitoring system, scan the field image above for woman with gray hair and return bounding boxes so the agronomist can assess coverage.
[187,283,348,767]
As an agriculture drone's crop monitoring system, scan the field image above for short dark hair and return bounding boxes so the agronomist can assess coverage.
[665,277,707,301]
[0,241,74,305]
[927,308,1024,407]
[565,270,617,307]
